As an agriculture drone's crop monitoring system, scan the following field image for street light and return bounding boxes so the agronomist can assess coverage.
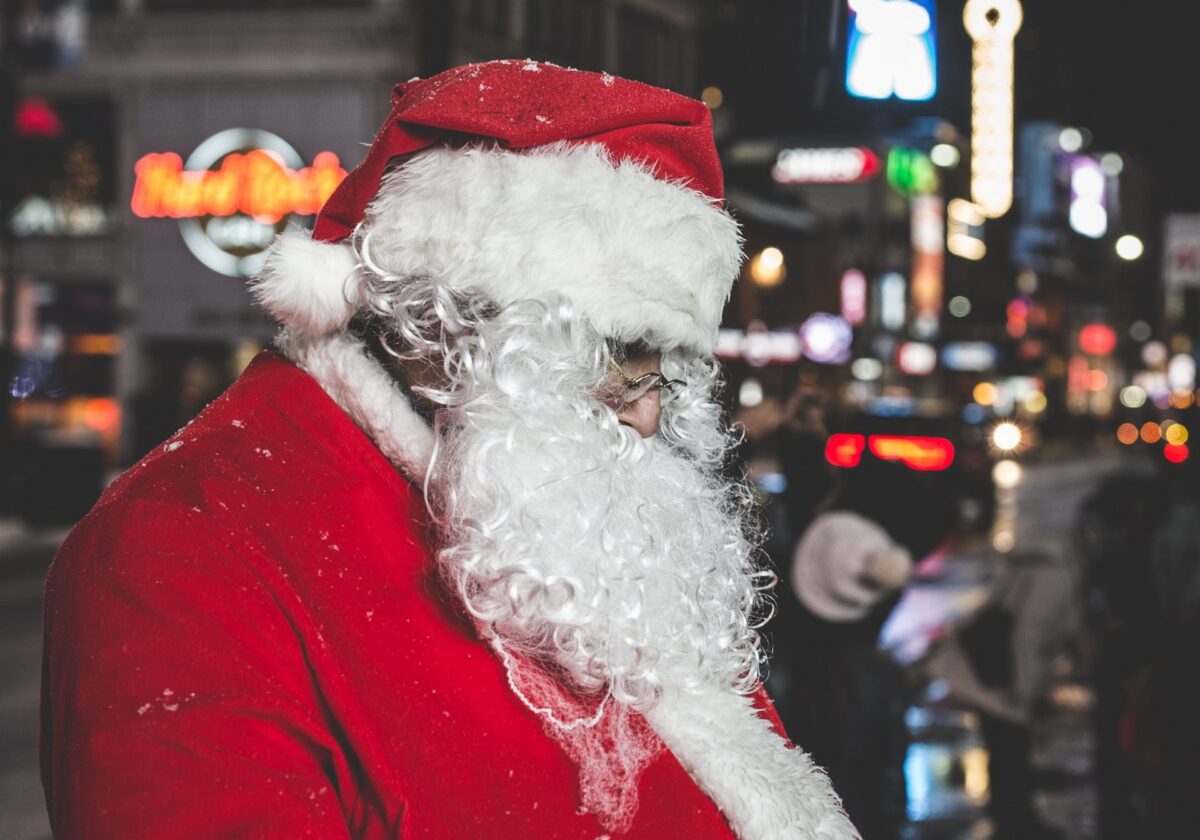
[991,421,1023,452]
[749,247,786,287]
[1115,234,1144,261]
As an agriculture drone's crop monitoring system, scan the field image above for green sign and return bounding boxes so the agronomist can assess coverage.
[887,147,938,197]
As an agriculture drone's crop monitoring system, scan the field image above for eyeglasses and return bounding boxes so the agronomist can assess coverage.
[602,356,686,410]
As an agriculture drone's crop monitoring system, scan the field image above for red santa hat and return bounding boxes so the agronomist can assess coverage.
[254,59,743,354]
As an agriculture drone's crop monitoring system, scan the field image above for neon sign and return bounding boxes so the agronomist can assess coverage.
[841,269,867,325]
[964,0,1022,218]
[887,147,938,197]
[131,128,347,278]
[772,147,881,184]
[1068,155,1107,239]
[846,0,938,101]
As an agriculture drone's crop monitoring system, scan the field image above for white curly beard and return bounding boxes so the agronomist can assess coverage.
[284,246,856,837]
[402,297,764,831]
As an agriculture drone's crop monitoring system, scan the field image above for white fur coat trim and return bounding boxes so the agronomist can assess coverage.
[258,142,743,354]
[276,330,436,481]
[646,688,860,840]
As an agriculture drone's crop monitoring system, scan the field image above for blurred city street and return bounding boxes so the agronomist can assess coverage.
[0,522,60,840]
[0,451,1126,839]
[5,1,1200,838]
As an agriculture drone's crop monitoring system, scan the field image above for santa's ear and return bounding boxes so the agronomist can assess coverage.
[251,229,361,336]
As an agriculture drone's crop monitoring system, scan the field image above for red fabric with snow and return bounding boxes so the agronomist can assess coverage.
[41,352,787,838]
[312,60,724,243]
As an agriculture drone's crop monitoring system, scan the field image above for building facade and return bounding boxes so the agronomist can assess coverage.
[4,0,704,494]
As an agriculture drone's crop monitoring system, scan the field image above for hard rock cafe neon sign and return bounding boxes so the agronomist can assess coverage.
[131,128,347,278]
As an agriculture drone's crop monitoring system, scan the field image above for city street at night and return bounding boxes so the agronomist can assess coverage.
[4,2,1200,839]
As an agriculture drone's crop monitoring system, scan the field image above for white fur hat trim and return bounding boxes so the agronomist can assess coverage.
[251,229,361,336]
[256,142,743,354]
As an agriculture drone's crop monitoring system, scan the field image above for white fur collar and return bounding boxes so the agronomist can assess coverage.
[648,688,860,839]
[276,330,858,840]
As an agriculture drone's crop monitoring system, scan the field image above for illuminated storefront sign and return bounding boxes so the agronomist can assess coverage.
[11,196,112,237]
[887,148,938,197]
[717,319,853,367]
[947,198,986,259]
[131,128,347,278]
[964,0,1022,218]
[841,269,868,325]
[941,341,998,371]
[1068,155,1107,239]
[846,0,938,101]
[910,195,944,337]
[9,95,117,239]
[715,328,802,366]
[879,272,907,331]
[772,147,881,184]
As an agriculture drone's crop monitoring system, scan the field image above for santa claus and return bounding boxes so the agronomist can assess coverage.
[42,61,858,840]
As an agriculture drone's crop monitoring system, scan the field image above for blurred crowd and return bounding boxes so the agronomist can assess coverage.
[742,380,1200,840]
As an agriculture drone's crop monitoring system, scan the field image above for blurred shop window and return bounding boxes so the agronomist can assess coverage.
[7,279,118,525]
[8,95,117,239]
[457,0,509,38]
[144,0,370,10]
[525,0,604,72]
[616,6,686,94]
[4,0,98,71]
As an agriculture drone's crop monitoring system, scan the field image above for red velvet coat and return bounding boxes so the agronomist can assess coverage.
[41,352,789,838]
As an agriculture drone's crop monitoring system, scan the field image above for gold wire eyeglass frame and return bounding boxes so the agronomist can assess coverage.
[603,356,686,410]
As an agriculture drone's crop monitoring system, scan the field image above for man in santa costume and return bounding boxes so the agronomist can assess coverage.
[41,61,858,840]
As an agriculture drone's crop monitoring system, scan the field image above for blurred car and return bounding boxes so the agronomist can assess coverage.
[823,410,997,537]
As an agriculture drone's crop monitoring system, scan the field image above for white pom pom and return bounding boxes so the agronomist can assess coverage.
[251,229,360,335]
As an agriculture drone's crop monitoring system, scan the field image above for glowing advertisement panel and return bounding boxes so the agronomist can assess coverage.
[846,0,938,101]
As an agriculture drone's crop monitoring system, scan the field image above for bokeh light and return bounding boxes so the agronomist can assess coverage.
[992,459,1022,489]
[1141,422,1162,444]
[749,247,786,287]
[1164,443,1190,464]
[992,422,1023,451]
[1086,369,1108,391]
[1165,424,1189,446]
[1119,386,1147,408]
[948,296,972,318]
[1116,423,1139,445]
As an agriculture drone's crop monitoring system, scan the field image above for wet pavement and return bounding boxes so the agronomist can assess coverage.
[0,522,62,840]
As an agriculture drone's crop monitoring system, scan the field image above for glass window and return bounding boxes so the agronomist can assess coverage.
[9,95,118,239]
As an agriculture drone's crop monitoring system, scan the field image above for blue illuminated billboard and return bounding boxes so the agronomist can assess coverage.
[846,0,938,101]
